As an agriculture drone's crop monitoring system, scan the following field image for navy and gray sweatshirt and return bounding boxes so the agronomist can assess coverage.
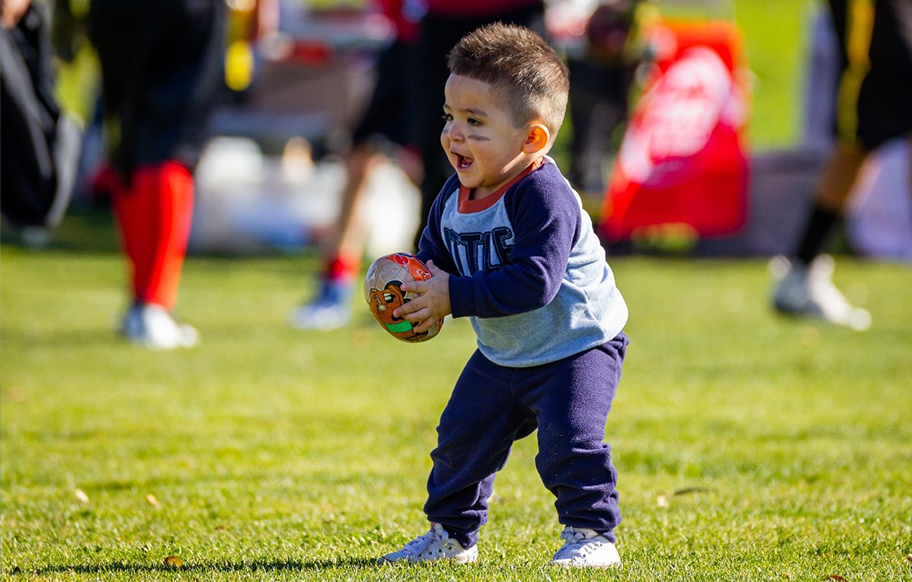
[416,157,628,368]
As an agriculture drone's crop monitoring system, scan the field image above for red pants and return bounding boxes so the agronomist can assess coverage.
[111,161,194,311]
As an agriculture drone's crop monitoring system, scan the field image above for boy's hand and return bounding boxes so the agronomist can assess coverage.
[393,260,451,333]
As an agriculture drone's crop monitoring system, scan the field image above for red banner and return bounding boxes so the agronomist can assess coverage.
[601,20,750,242]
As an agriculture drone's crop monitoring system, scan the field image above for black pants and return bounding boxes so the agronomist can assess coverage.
[828,0,912,148]
[566,58,632,195]
[88,0,227,177]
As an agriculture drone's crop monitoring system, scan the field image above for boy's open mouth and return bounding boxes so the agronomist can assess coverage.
[454,153,474,171]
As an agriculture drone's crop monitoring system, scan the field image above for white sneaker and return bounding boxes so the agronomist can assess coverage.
[771,254,871,331]
[551,526,621,568]
[378,523,478,564]
[120,303,199,350]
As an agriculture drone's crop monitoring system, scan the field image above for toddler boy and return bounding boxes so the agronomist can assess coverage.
[379,23,629,568]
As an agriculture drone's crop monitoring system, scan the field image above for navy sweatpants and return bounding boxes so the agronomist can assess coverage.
[424,333,628,549]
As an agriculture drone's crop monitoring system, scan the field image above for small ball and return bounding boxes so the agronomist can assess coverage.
[364,253,443,343]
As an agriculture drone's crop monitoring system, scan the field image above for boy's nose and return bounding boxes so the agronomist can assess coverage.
[445,123,464,142]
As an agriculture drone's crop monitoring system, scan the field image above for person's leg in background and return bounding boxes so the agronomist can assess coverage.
[291,39,421,330]
[771,0,912,330]
[566,59,628,198]
[113,161,199,348]
[772,141,873,330]
[89,0,226,348]
[291,144,381,331]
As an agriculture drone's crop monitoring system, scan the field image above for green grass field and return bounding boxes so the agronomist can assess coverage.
[2,213,911,581]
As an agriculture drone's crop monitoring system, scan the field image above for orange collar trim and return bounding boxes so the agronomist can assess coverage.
[457,158,545,214]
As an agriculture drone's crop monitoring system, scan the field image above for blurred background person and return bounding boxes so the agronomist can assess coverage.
[84,0,275,349]
[565,0,652,199]
[1,0,81,243]
[771,0,912,330]
[291,0,423,331]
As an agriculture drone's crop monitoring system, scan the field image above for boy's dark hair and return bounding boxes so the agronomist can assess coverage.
[447,23,569,142]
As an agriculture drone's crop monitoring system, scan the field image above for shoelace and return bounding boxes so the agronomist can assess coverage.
[403,524,447,557]
[558,528,600,557]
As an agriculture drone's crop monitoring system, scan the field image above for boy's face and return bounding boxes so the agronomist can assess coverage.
[441,74,534,198]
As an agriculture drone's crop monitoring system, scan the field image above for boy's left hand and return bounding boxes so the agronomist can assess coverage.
[393,260,451,333]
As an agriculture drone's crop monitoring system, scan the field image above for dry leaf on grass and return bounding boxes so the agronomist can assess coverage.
[827,575,846,581]
[6,387,28,402]
[163,555,183,569]
[74,489,89,504]
[672,487,714,496]
[145,493,159,507]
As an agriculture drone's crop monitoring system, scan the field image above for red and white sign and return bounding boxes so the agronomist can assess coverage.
[601,20,750,242]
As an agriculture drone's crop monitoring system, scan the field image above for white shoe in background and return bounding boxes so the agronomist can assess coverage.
[771,254,871,331]
[120,303,199,350]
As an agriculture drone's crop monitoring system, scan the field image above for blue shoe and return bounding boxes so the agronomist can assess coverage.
[290,279,353,331]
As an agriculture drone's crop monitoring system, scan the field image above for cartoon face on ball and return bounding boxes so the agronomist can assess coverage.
[364,253,443,342]
[367,280,432,342]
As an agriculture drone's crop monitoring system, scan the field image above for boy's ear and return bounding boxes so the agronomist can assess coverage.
[523,124,551,154]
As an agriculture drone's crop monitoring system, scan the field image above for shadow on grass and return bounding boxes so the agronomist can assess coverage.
[8,556,380,576]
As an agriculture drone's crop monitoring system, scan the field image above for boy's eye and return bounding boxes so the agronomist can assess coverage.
[442,113,453,122]
[468,118,481,126]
